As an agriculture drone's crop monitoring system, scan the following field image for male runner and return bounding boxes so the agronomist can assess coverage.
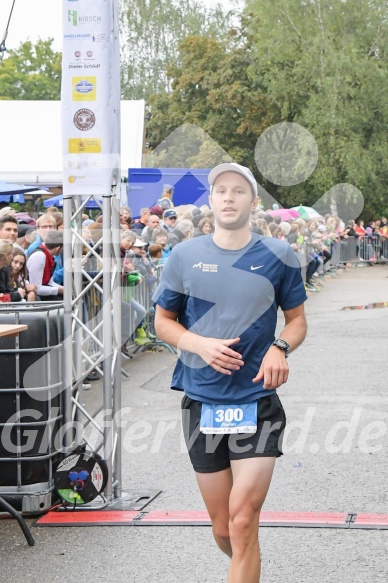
[154,163,307,582]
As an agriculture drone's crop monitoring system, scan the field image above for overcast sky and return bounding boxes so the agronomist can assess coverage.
[1,0,237,52]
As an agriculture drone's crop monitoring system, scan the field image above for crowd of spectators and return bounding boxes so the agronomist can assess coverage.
[0,201,387,358]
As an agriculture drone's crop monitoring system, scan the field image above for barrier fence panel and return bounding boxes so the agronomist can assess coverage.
[121,262,175,353]
[330,240,341,267]
[358,235,388,264]
[339,237,359,264]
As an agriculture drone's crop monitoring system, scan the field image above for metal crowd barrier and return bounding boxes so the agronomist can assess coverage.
[329,240,341,268]
[338,236,359,264]
[121,263,175,353]
[82,261,175,366]
[358,235,388,263]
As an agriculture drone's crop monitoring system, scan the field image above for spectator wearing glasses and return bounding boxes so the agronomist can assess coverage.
[161,209,177,232]
[26,214,57,257]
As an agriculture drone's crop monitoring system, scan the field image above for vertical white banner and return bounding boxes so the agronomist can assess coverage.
[62,0,121,195]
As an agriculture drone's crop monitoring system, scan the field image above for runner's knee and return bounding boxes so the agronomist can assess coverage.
[212,522,230,544]
[229,509,260,547]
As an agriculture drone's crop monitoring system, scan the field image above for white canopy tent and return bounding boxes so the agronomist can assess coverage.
[0,100,145,185]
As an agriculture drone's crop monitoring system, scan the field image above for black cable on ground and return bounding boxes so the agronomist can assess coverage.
[0,495,35,546]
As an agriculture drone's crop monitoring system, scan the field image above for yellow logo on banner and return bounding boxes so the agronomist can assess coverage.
[72,77,97,101]
[68,138,101,153]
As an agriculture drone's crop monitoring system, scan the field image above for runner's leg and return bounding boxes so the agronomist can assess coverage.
[195,468,233,558]
[227,457,276,583]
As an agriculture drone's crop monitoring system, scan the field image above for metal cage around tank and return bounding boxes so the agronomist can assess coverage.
[0,303,65,513]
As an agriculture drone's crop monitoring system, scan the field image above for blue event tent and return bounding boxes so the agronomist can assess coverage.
[43,194,103,209]
[0,181,46,203]
[127,168,211,217]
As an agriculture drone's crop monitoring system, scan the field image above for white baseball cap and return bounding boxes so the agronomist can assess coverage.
[133,238,147,247]
[208,163,258,196]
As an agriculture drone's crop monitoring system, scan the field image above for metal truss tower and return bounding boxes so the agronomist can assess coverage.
[62,193,122,503]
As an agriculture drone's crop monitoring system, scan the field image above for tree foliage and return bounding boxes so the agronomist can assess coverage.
[245,0,388,216]
[0,39,61,100]
[119,0,231,99]
[146,32,274,168]
[147,0,388,218]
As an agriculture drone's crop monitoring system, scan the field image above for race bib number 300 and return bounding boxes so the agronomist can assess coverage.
[200,402,258,434]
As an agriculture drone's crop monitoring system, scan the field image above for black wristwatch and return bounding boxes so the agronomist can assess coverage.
[272,339,290,358]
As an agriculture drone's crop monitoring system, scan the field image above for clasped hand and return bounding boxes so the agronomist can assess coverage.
[196,337,288,390]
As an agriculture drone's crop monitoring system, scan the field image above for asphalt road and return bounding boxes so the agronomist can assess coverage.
[1,264,387,583]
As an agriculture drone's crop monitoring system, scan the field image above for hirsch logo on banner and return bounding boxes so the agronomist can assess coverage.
[68,138,101,154]
[72,77,96,101]
[68,10,78,26]
[79,15,102,23]
[73,108,96,131]
[67,11,102,26]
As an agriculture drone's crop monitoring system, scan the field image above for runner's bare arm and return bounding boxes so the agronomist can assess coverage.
[155,305,244,375]
[253,303,307,389]
[281,303,307,345]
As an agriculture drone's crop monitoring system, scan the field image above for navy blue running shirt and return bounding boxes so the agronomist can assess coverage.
[153,234,307,404]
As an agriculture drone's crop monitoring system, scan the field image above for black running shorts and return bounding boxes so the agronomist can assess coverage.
[181,393,286,473]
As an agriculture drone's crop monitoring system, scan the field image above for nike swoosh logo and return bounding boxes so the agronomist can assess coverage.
[251,265,264,270]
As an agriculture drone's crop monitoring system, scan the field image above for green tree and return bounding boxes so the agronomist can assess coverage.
[146,32,274,169]
[0,39,61,100]
[119,0,231,99]
[146,0,388,218]
[245,0,388,218]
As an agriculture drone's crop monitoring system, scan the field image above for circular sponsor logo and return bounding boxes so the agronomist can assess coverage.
[68,176,77,184]
[86,50,93,57]
[73,108,95,131]
[75,51,81,58]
